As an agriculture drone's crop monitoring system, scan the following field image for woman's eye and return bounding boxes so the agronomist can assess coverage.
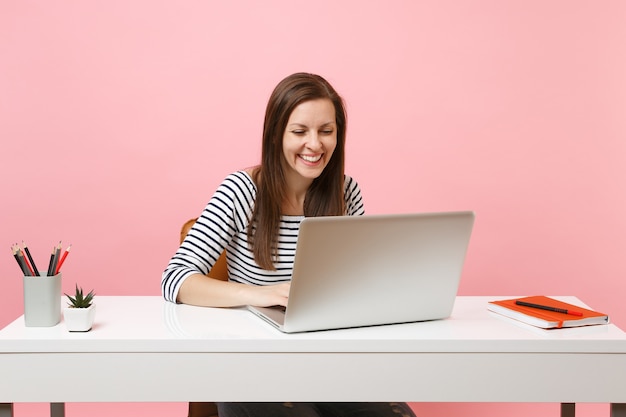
[320,130,334,135]
[292,130,306,135]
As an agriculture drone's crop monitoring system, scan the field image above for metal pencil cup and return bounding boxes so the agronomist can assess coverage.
[23,273,62,327]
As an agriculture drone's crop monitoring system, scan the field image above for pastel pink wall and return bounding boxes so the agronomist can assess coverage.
[2,1,625,417]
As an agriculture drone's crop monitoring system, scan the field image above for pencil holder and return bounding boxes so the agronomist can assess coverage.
[23,273,62,327]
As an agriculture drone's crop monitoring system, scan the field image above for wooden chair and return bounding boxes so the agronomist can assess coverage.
[180,218,228,282]
[180,218,228,417]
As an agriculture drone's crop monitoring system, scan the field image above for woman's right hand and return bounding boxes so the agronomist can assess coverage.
[248,282,291,308]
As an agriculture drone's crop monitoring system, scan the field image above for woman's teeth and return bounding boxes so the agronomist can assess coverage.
[300,154,322,163]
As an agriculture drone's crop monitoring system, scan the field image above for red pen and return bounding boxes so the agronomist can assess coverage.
[55,244,71,274]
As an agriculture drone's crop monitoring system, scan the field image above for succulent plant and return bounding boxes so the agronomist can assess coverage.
[65,284,95,308]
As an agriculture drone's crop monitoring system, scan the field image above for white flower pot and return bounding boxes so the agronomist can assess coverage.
[63,304,96,332]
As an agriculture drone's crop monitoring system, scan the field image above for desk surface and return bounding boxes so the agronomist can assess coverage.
[1,295,624,353]
[1,296,626,404]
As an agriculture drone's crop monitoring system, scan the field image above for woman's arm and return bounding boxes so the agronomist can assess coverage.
[177,273,290,307]
[162,172,256,304]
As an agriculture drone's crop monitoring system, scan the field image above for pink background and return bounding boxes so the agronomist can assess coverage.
[2,1,625,416]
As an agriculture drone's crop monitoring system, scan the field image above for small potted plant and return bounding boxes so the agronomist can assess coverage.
[63,284,96,332]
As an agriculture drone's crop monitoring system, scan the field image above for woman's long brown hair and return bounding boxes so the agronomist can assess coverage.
[248,73,347,270]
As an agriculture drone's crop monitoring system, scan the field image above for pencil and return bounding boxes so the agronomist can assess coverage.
[55,244,71,274]
[12,245,29,275]
[22,241,40,276]
[46,246,57,276]
[17,246,35,276]
[50,241,62,276]
[515,300,583,316]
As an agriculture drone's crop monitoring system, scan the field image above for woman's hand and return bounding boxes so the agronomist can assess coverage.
[248,282,291,307]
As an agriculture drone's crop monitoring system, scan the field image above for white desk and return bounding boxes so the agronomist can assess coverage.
[1,296,625,417]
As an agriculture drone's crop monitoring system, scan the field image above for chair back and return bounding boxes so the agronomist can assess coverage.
[180,218,229,281]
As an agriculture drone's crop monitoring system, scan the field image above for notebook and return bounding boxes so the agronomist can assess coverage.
[487,296,610,329]
[248,211,475,333]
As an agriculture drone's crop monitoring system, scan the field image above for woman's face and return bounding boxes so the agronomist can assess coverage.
[282,98,337,186]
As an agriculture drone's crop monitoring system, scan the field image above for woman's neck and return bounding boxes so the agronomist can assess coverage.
[281,195,305,216]
[248,166,312,216]
[282,174,312,216]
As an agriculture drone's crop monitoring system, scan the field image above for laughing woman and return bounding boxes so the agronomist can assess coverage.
[162,72,416,417]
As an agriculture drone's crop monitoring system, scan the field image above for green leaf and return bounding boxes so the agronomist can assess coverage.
[64,284,95,308]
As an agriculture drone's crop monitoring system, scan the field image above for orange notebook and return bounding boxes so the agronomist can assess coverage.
[488,296,609,329]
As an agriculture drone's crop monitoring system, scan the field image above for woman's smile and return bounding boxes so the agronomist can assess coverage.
[299,153,323,164]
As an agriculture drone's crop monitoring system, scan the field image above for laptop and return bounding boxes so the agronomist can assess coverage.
[248,211,475,333]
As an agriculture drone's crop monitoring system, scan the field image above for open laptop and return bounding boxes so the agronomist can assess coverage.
[248,211,475,333]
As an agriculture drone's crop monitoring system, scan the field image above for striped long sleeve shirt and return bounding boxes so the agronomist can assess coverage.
[161,171,365,302]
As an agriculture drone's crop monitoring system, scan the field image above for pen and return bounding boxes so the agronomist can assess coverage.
[515,300,583,316]
[55,244,71,274]
[22,241,40,276]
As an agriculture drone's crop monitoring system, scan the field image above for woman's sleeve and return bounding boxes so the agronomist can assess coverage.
[344,175,365,216]
[161,172,255,302]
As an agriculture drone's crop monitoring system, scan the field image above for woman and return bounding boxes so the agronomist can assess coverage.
[162,73,415,417]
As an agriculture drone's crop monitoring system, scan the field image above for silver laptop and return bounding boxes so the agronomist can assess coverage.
[248,211,475,333]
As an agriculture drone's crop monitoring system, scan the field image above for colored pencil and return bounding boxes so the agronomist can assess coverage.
[12,245,29,275]
[55,244,71,274]
[47,246,57,276]
[22,242,40,276]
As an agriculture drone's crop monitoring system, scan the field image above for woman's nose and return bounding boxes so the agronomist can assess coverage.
[306,133,322,150]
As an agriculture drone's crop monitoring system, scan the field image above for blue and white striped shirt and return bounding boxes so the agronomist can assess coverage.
[161,171,365,302]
